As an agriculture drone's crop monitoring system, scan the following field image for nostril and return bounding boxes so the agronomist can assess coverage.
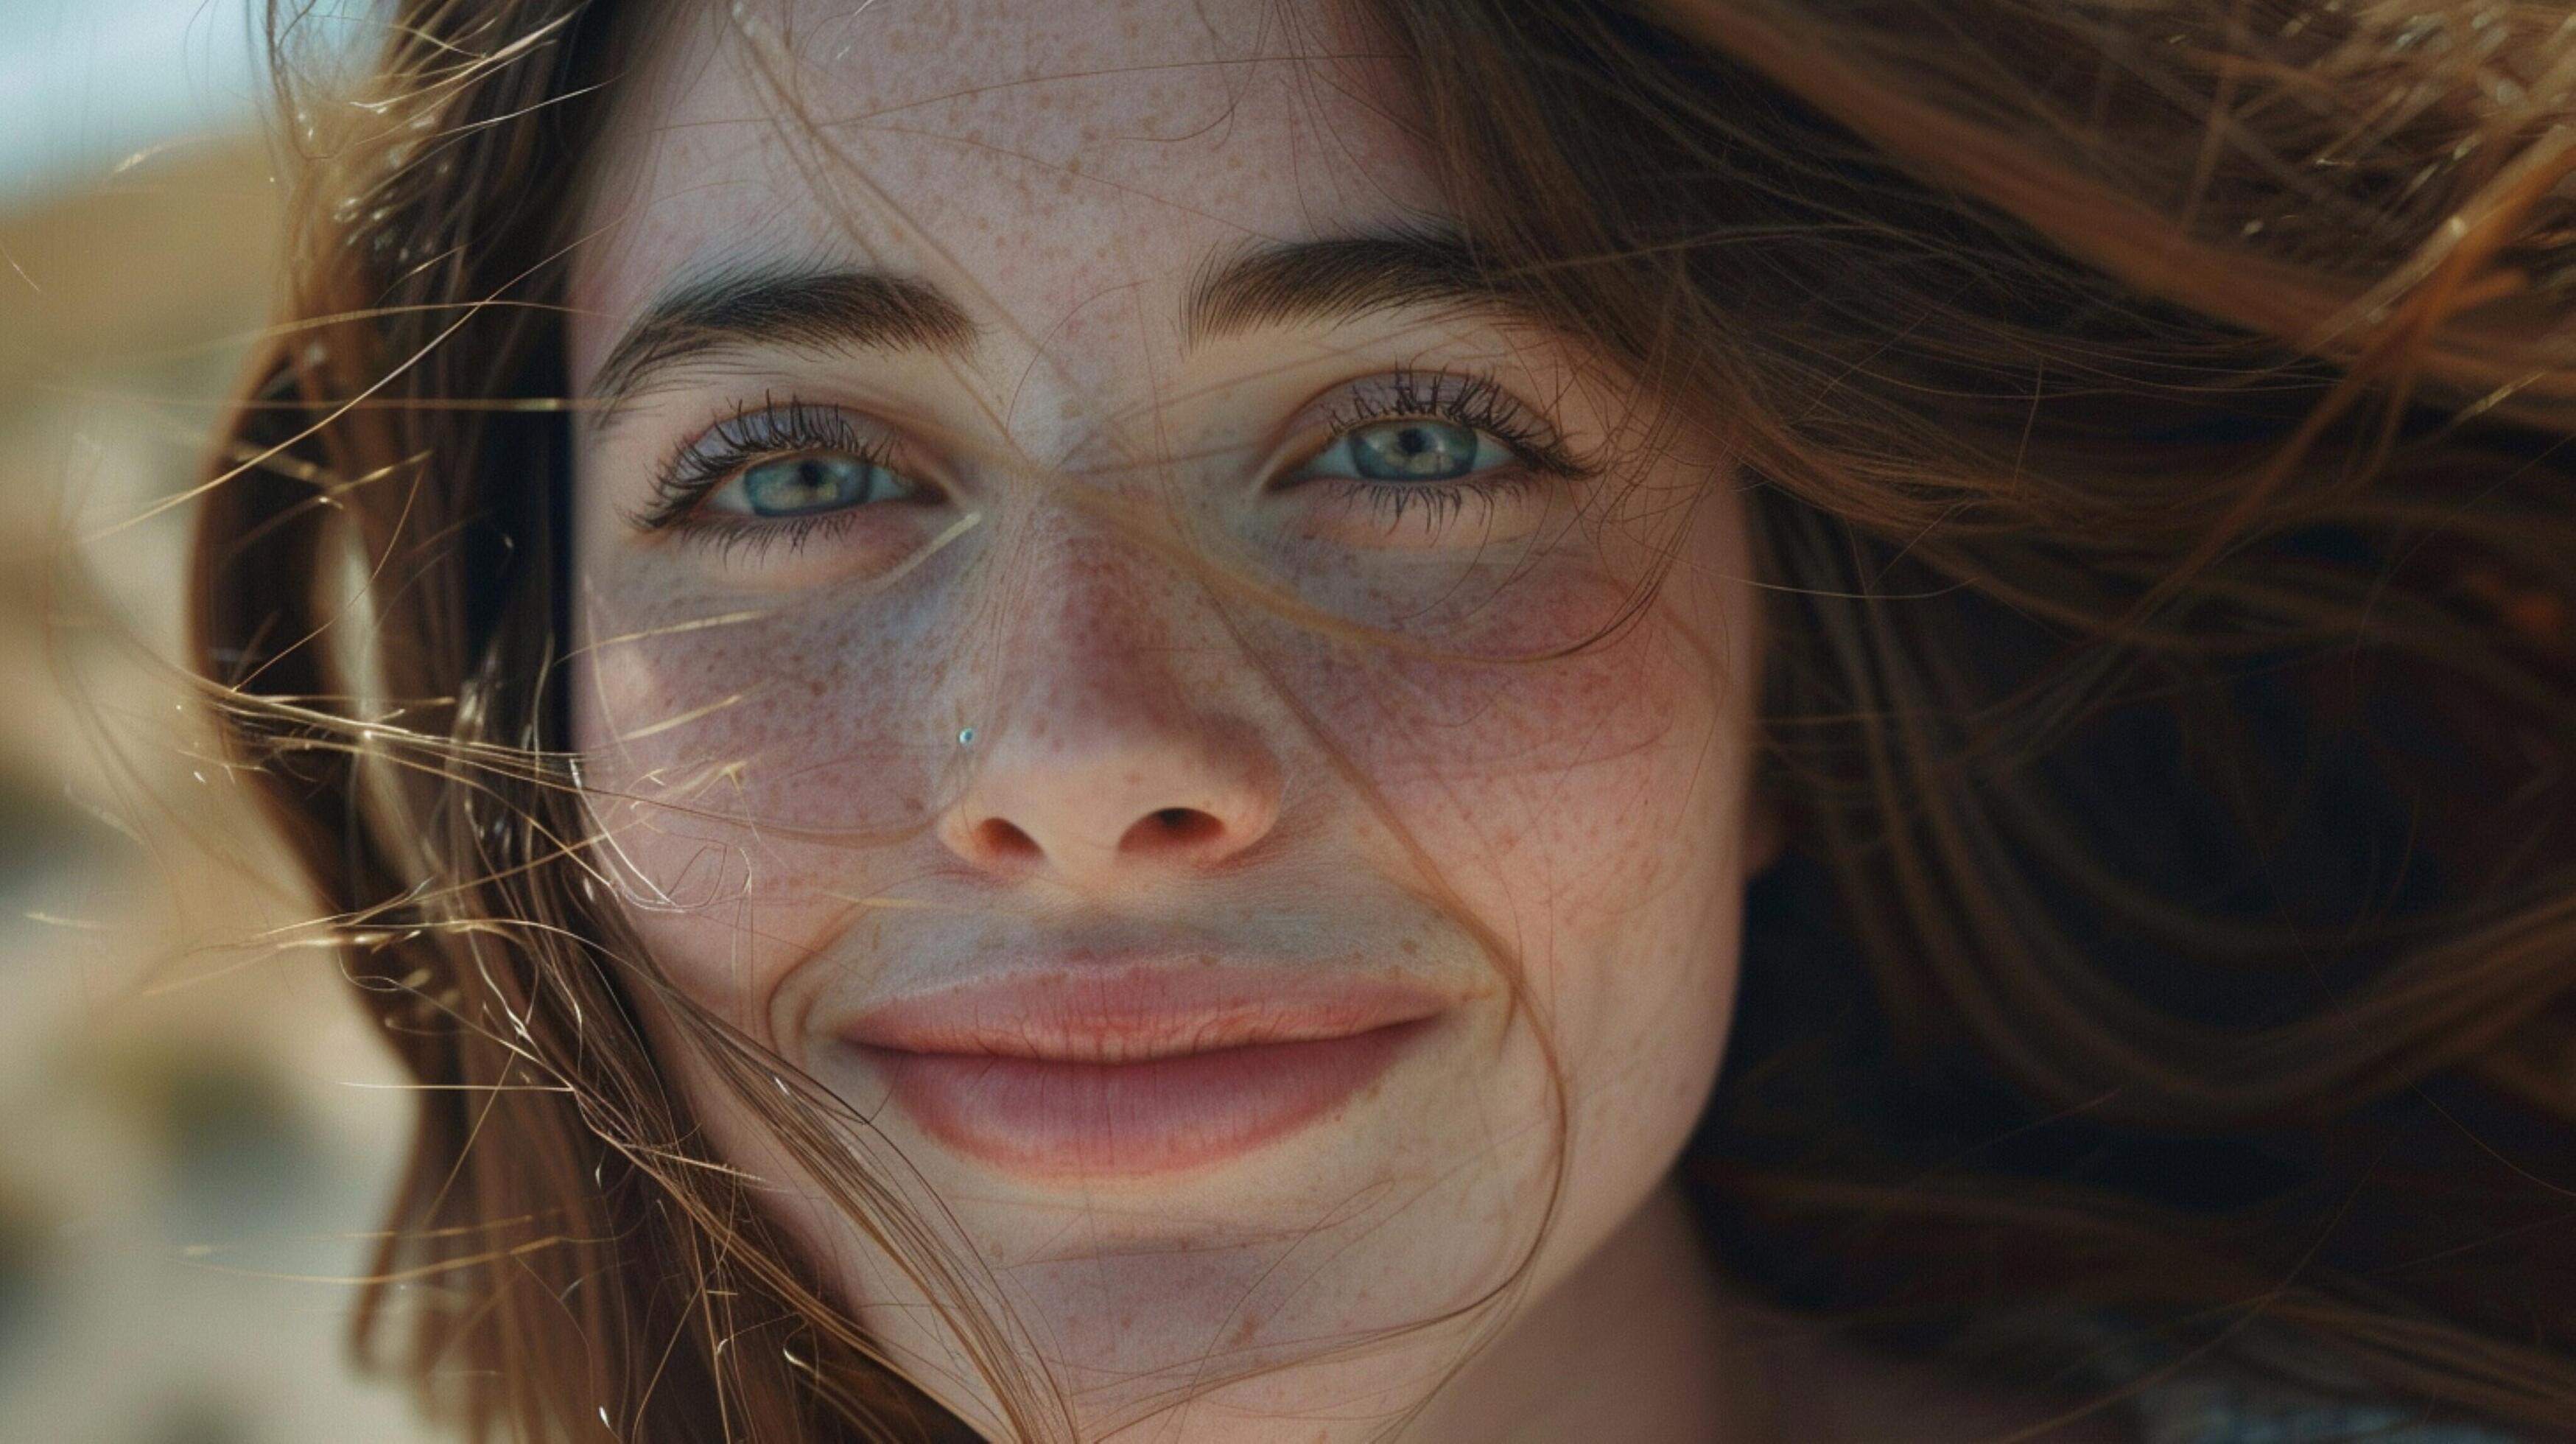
[1123,807,1223,854]
[972,817,1044,862]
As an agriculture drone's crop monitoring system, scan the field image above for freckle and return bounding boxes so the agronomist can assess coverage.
[1232,1315,1260,1347]
[1399,939,1419,956]
[1056,396,1083,421]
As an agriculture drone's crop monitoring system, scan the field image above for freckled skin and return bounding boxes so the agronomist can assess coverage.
[564,1,1763,1439]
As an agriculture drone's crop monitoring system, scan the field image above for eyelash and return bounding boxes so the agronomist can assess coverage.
[631,371,1587,549]
[629,391,910,560]
[1310,368,1587,533]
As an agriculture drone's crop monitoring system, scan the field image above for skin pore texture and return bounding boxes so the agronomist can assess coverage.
[559,1,2058,1438]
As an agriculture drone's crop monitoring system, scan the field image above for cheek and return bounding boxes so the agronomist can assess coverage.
[1304,511,1747,896]
[570,579,961,1026]
[1335,626,1726,891]
[1287,593,1747,1026]
[1272,492,1757,1066]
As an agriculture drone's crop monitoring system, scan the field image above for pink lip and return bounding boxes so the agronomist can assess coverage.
[840,967,1448,1178]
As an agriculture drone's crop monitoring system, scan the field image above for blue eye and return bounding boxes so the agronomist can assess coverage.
[709,455,919,517]
[1301,419,1513,483]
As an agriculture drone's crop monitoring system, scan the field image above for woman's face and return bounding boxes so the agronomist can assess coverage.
[565,0,1763,1432]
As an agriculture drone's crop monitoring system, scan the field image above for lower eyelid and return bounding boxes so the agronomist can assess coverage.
[1316,470,1546,537]
[661,508,864,564]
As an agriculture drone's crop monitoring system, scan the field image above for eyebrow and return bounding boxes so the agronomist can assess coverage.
[585,266,979,427]
[1179,228,1504,344]
[584,228,1517,427]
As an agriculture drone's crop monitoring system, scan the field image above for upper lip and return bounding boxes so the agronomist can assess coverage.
[839,962,1453,1065]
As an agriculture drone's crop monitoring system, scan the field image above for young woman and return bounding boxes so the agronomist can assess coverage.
[194,0,2576,1439]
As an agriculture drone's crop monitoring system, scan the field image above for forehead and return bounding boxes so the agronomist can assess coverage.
[567,0,1448,385]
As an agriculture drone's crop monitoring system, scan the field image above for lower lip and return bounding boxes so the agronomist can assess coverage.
[854,1020,1435,1178]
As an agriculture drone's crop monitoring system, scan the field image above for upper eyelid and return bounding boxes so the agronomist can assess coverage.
[677,368,1560,458]
[638,368,1577,514]
[631,399,915,531]
[692,398,877,458]
[1304,372,1584,477]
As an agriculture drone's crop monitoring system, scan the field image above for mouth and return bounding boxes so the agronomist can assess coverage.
[838,967,1450,1179]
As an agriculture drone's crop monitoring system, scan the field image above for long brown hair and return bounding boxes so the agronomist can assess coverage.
[193,0,2576,1438]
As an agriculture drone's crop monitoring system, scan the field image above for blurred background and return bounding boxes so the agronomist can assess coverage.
[0,2,446,1439]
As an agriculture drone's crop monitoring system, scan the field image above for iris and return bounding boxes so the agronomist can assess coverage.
[736,455,912,516]
[1344,419,1482,481]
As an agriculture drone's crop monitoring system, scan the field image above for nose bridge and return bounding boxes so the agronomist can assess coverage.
[989,514,1189,719]
[993,282,1166,477]
[941,510,1283,887]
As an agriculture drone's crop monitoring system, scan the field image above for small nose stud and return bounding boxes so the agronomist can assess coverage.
[956,726,978,747]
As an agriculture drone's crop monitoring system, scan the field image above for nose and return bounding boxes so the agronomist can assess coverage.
[937,531,1285,890]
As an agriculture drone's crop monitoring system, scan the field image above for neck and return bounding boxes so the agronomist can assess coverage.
[1407,1176,1772,1443]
